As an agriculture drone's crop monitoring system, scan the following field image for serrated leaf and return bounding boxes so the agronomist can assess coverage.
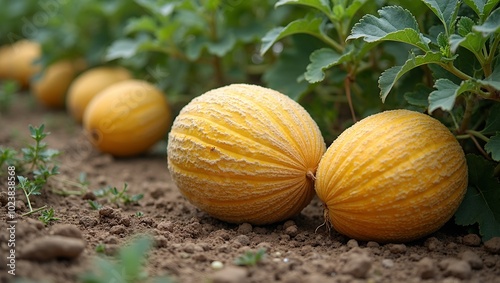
[455,154,500,241]
[485,133,500,161]
[421,0,460,32]
[449,20,486,54]
[379,51,444,102]
[275,0,331,17]
[260,15,324,55]
[347,6,431,51]
[482,104,500,135]
[474,7,500,36]
[463,0,486,16]
[304,48,344,83]
[428,79,477,113]
[465,0,500,18]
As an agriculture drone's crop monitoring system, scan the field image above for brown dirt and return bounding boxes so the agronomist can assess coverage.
[1,92,500,283]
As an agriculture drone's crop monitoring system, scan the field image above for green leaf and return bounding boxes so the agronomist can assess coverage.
[463,0,486,16]
[260,14,324,55]
[485,133,500,161]
[449,18,486,54]
[455,154,500,241]
[120,235,152,280]
[125,16,158,34]
[478,59,500,90]
[105,39,140,60]
[304,48,344,83]
[428,79,478,113]
[345,0,369,18]
[482,104,500,135]
[207,33,237,57]
[404,86,431,107]
[347,6,431,51]
[473,7,500,36]
[379,51,444,102]
[421,0,460,33]
[275,0,331,17]
[464,0,500,19]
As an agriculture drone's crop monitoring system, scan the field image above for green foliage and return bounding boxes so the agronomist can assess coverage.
[0,80,19,113]
[234,248,267,266]
[32,1,142,69]
[89,183,143,209]
[81,235,172,283]
[104,0,285,109]
[0,124,59,214]
[38,207,60,225]
[455,155,500,241]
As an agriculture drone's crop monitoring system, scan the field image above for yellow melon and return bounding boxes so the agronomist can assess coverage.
[83,79,171,157]
[66,66,133,123]
[167,84,326,225]
[32,59,86,108]
[0,40,41,86]
[315,109,468,243]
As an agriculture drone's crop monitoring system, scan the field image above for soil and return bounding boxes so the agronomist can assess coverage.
[1,92,500,283]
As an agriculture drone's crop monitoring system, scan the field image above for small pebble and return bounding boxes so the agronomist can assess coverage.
[382,259,394,268]
[366,241,380,248]
[285,225,299,237]
[340,253,372,279]
[234,235,250,246]
[484,237,500,254]
[283,220,296,229]
[237,223,253,235]
[211,261,224,270]
[462,234,481,247]
[346,239,359,248]
[443,260,472,280]
[460,250,483,270]
[425,237,440,251]
[389,244,407,254]
[417,257,437,279]
[211,266,248,283]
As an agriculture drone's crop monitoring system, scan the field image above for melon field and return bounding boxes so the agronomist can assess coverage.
[1,1,500,283]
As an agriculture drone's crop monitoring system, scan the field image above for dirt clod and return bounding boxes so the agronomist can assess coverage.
[50,224,83,239]
[443,259,472,280]
[484,237,500,254]
[285,225,299,237]
[460,250,483,270]
[389,244,407,254]
[417,257,437,279]
[237,223,253,234]
[211,266,248,283]
[462,234,481,247]
[19,235,85,261]
[340,253,372,279]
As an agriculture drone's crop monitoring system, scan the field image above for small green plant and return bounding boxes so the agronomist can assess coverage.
[80,235,172,283]
[0,124,60,215]
[89,183,143,209]
[38,207,60,225]
[95,243,106,254]
[234,248,267,267]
